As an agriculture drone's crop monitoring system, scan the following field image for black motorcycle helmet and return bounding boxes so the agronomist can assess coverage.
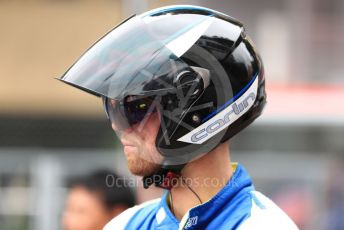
[59,5,266,188]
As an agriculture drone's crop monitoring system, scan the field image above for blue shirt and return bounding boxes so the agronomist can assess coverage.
[104,163,299,229]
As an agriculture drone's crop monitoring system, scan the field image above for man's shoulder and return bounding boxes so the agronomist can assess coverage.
[237,191,299,230]
[103,198,161,230]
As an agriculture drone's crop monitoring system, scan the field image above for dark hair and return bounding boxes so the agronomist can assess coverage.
[68,169,136,210]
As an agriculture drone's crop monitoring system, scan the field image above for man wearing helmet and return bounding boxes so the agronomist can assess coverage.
[59,5,299,229]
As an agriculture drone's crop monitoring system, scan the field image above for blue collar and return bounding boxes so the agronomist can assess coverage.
[159,163,254,228]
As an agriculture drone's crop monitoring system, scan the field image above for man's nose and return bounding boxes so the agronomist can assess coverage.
[111,119,133,133]
[111,122,119,131]
[108,99,120,131]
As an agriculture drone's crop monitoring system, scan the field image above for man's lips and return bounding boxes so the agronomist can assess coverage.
[121,140,135,147]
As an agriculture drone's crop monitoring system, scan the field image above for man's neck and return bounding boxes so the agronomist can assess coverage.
[169,142,233,220]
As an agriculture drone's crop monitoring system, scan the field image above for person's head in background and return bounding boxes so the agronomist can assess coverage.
[62,169,135,230]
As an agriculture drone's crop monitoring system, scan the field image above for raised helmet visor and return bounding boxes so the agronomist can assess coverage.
[59,13,242,100]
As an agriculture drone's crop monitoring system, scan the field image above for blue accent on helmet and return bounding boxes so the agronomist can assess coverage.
[202,74,258,123]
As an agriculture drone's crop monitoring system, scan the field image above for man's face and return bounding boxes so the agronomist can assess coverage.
[110,101,163,176]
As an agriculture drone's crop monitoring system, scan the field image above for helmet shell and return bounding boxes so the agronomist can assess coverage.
[59,5,266,166]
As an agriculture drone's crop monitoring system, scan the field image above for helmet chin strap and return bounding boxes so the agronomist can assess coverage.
[142,164,186,190]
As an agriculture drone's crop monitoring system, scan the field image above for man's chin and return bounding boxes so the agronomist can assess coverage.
[127,157,161,177]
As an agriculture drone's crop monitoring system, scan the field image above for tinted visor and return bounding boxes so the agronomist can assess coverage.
[103,95,158,131]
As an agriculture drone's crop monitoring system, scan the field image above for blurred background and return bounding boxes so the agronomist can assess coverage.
[0,0,343,229]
